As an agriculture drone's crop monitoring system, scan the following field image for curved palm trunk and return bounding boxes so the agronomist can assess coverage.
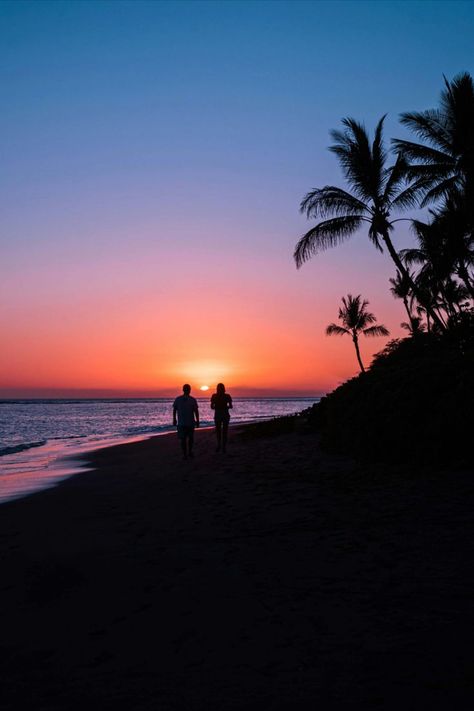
[381,230,446,332]
[352,334,365,373]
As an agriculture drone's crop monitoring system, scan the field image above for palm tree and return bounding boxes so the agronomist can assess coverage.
[392,72,474,211]
[326,294,389,373]
[294,116,446,331]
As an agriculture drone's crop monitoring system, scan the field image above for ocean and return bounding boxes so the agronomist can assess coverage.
[0,397,318,503]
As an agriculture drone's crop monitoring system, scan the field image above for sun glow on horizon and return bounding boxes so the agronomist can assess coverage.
[200,385,209,391]
[171,360,234,384]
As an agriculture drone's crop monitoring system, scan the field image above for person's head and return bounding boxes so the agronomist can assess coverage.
[216,383,225,394]
[183,384,191,395]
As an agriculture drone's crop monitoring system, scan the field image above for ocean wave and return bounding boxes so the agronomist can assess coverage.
[49,434,87,440]
[0,440,47,457]
[121,424,175,435]
[121,421,217,436]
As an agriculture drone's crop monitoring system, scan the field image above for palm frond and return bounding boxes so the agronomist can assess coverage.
[420,175,461,207]
[383,153,408,204]
[325,323,349,337]
[372,114,388,192]
[409,218,431,240]
[399,109,452,153]
[294,216,364,268]
[357,310,377,328]
[391,139,452,165]
[329,117,378,202]
[402,163,456,182]
[440,72,474,139]
[299,186,368,218]
[363,324,390,337]
[368,223,384,252]
[400,247,426,267]
[389,181,426,210]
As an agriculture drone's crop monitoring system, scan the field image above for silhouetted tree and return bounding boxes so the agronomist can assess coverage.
[294,116,446,330]
[326,294,389,372]
[393,73,474,305]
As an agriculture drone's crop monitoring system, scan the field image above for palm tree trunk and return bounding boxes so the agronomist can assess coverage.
[458,261,474,300]
[352,334,365,373]
[402,295,417,332]
[381,230,446,332]
[434,303,448,328]
[439,283,456,319]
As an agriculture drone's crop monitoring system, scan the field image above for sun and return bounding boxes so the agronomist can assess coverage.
[200,385,209,391]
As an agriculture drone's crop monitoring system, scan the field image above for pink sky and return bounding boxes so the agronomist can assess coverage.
[1,220,406,397]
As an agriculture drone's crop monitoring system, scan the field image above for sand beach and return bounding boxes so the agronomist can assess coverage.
[1,425,473,709]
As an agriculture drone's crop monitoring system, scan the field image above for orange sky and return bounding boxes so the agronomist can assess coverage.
[1,235,405,397]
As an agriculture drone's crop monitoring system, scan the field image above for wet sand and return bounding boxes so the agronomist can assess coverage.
[1,426,473,709]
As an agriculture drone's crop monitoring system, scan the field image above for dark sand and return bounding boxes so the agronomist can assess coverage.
[1,427,473,709]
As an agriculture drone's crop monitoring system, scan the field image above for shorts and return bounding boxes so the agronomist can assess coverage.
[214,413,230,425]
[177,425,195,440]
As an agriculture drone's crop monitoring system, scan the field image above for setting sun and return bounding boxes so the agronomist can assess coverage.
[200,385,209,391]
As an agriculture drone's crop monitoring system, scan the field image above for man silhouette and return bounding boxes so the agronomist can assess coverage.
[173,384,199,460]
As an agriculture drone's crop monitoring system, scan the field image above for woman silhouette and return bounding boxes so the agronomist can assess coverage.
[210,383,233,453]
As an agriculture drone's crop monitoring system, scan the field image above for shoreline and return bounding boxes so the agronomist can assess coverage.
[0,394,320,504]
[0,422,255,504]
[1,426,473,708]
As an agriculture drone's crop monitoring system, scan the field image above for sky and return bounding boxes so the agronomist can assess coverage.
[1,0,474,397]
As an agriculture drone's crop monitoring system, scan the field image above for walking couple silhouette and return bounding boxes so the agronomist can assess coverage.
[172,383,233,460]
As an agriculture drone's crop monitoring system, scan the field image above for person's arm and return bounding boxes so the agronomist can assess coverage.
[210,394,216,410]
[227,394,233,410]
[194,400,200,427]
[173,401,177,426]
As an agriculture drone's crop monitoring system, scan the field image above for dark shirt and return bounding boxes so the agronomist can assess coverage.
[211,392,232,418]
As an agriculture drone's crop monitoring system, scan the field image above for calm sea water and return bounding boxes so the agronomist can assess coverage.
[0,398,318,503]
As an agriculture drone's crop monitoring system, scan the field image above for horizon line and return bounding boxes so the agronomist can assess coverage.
[0,387,325,399]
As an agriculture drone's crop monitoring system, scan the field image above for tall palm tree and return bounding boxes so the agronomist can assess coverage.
[393,72,474,210]
[294,116,446,330]
[326,294,389,373]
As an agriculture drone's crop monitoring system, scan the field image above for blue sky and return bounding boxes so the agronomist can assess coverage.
[2,0,474,255]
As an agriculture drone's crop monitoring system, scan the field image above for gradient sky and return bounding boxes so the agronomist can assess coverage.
[1,0,474,396]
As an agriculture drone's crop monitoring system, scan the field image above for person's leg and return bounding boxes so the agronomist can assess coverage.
[222,420,229,453]
[188,428,194,458]
[178,428,187,459]
[215,420,222,451]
